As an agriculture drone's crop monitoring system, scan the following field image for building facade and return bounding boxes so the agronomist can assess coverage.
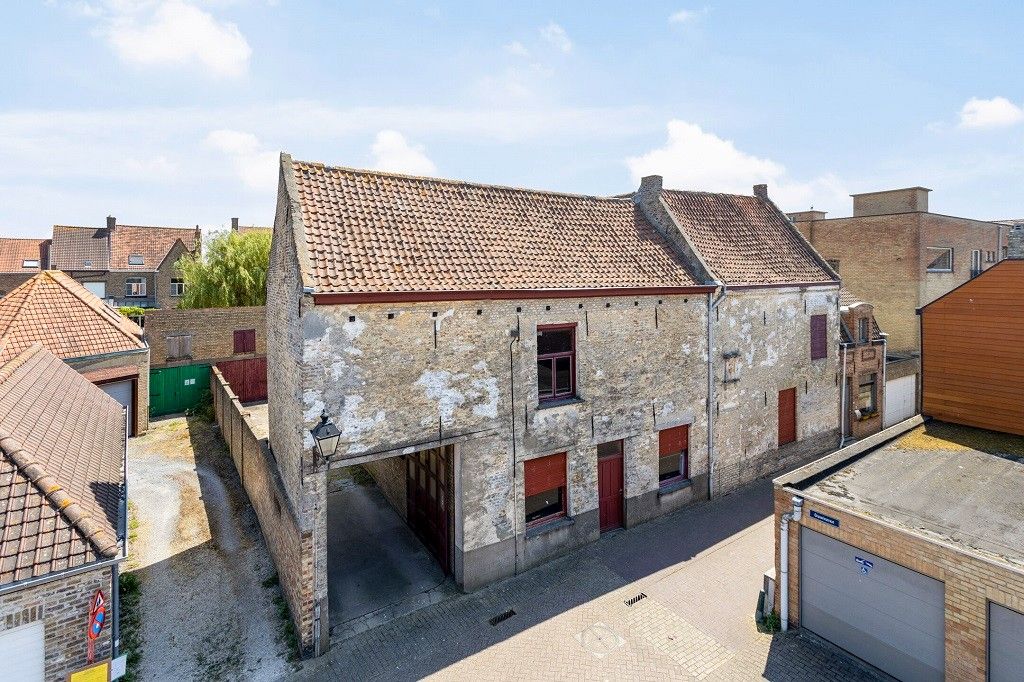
[838,289,887,441]
[265,155,840,655]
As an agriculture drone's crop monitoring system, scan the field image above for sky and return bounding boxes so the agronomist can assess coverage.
[2,1,1024,238]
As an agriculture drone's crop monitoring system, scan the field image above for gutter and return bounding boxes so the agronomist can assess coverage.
[65,346,149,365]
[0,550,125,597]
[312,285,717,306]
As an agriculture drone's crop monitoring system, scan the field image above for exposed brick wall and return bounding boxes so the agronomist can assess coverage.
[67,350,150,435]
[153,242,190,309]
[363,456,407,520]
[773,485,1024,681]
[0,566,114,682]
[852,187,929,216]
[144,306,266,367]
[212,368,316,657]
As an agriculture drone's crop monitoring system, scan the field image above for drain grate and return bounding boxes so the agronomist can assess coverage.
[489,608,516,626]
[624,592,647,606]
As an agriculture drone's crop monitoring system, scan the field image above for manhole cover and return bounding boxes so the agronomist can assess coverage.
[575,622,625,658]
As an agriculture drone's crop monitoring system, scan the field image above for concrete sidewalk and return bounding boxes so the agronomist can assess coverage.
[290,479,883,681]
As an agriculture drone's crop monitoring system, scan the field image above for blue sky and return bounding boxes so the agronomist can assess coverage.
[2,1,1023,237]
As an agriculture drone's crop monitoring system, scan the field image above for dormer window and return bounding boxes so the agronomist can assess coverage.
[83,259,92,267]
[857,318,870,343]
[128,254,145,265]
[22,259,39,268]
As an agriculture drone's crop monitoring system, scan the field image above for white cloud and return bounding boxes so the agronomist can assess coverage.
[81,1,252,77]
[626,119,848,212]
[668,9,704,24]
[958,97,1024,129]
[369,131,438,176]
[204,129,278,191]
[504,41,529,57]
[539,22,572,53]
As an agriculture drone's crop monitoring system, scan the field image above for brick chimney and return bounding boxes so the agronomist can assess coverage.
[753,184,768,201]
[1009,224,1024,259]
[106,215,116,230]
[231,217,239,231]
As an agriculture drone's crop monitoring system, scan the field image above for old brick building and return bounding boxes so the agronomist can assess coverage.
[0,344,127,681]
[838,289,887,441]
[0,271,150,434]
[49,217,199,309]
[264,155,839,655]
[0,237,49,297]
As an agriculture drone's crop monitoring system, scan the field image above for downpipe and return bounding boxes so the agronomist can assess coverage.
[779,496,803,632]
[706,284,726,500]
[839,342,849,448]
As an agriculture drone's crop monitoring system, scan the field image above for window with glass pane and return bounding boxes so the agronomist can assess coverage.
[857,318,870,343]
[926,247,953,272]
[858,374,877,413]
[658,425,689,485]
[524,452,567,526]
[537,324,576,401]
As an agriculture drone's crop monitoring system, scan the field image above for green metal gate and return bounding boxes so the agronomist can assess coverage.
[149,364,211,417]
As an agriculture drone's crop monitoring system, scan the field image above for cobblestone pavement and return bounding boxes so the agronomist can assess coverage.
[291,480,884,681]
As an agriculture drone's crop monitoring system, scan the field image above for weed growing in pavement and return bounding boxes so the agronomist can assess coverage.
[187,389,215,422]
[762,610,781,632]
[272,592,300,659]
[119,571,143,682]
[262,572,280,589]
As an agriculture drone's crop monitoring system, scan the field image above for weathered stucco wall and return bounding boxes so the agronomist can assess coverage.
[711,287,840,495]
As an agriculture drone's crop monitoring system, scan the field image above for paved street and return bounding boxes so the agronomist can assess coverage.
[291,479,884,681]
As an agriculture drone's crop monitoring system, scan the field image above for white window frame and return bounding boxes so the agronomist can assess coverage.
[926,246,953,273]
[971,249,982,273]
[125,277,147,298]
[21,259,39,268]
[170,278,185,297]
[128,254,145,266]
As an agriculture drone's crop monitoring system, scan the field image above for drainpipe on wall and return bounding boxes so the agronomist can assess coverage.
[880,334,888,423]
[508,328,521,576]
[779,496,803,632]
[839,342,849,447]
[706,284,726,500]
[112,404,128,657]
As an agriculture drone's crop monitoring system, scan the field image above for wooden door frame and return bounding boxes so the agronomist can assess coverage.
[597,441,625,532]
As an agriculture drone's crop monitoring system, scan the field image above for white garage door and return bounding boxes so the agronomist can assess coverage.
[100,379,133,435]
[84,281,107,299]
[884,374,917,427]
[990,603,1024,682]
[800,527,945,681]
[0,621,44,681]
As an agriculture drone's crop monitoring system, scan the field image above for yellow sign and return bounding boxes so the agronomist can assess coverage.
[68,660,110,682]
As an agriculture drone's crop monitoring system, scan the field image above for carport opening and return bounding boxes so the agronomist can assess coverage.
[326,446,456,638]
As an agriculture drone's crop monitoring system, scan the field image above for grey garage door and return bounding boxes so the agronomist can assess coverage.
[100,379,133,435]
[990,603,1024,682]
[800,527,945,681]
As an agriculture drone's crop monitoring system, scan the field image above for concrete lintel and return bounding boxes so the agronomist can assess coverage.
[328,428,501,468]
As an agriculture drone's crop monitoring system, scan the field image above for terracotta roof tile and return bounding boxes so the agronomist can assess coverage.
[0,271,145,363]
[0,238,50,274]
[290,161,701,293]
[659,190,835,286]
[50,224,198,272]
[0,344,124,584]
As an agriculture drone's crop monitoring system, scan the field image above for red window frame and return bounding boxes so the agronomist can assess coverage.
[537,323,576,402]
[658,425,689,486]
[810,314,827,361]
[524,452,567,527]
[233,329,256,354]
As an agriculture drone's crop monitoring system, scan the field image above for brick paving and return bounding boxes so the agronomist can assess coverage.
[290,480,885,681]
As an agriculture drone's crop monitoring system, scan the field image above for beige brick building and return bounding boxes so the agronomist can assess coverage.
[264,155,840,656]
[773,420,1024,681]
[144,305,266,367]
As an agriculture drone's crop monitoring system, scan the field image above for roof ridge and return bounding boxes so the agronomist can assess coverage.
[292,158,634,204]
[54,223,197,231]
[43,271,144,344]
[0,343,45,386]
[661,187,760,201]
[0,427,119,558]
[0,237,49,242]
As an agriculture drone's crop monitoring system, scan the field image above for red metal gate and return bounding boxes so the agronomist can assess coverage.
[216,357,268,403]
[598,440,624,532]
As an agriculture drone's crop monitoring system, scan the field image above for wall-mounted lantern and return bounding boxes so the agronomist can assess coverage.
[310,410,340,464]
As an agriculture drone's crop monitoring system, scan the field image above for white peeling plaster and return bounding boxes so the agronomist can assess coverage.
[340,395,386,454]
[470,361,499,418]
[342,316,366,340]
[415,369,467,426]
[304,327,351,382]
[302,391,326,423]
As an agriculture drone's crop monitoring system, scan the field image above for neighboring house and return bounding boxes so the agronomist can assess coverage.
[265,155,840,655]
[838,289,888,441]
[919,225,1024,436]
[0,343,127,681]
[144,306,267,415]
[773,419,1024,681]
[0,237,49,297]
[0,271,150,435]
[49,216,199,309]
[789,187,1008,355]
[230,217,272,235]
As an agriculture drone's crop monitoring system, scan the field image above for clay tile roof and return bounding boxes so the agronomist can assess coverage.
[659,190,836,286]
[289,160,701,293]
[0,271,145,363]
[49,226,110,271]
[0,344,124,584]
[50,224,198,272]
[839,287,862,307]
[0,238,49,274]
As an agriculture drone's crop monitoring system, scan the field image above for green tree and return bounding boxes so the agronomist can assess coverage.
[176,230,271,308]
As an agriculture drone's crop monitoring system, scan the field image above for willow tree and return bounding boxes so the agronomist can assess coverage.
[175,230,271,308]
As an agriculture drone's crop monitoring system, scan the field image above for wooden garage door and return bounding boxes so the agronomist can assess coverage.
[800,527,944,681]
[406,445,451,574]
[0,620,44,681]
[990,603,1024,682]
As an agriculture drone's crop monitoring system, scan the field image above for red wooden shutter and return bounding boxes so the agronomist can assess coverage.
[810,314,827,360]
[525,452,566,496]
[658,425,689,455]
[234,329,256,353]
[778,388,797,445]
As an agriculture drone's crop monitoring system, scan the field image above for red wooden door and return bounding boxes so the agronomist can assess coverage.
[216,357,268,403]
[778,387,797,445]
[598,441,624,532]
[406,446,451,573]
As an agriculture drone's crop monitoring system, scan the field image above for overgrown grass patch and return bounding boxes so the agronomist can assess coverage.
[119,571,143,682]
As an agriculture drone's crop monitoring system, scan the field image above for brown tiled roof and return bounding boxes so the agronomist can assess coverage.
[0,271,145,363]
[0,238,49,274]
[235,225,271,235]
[289,160,701,293]
[659,190,836,286]
[50,224,198,272]
[839,287,862,307]
[0,344,124,584]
